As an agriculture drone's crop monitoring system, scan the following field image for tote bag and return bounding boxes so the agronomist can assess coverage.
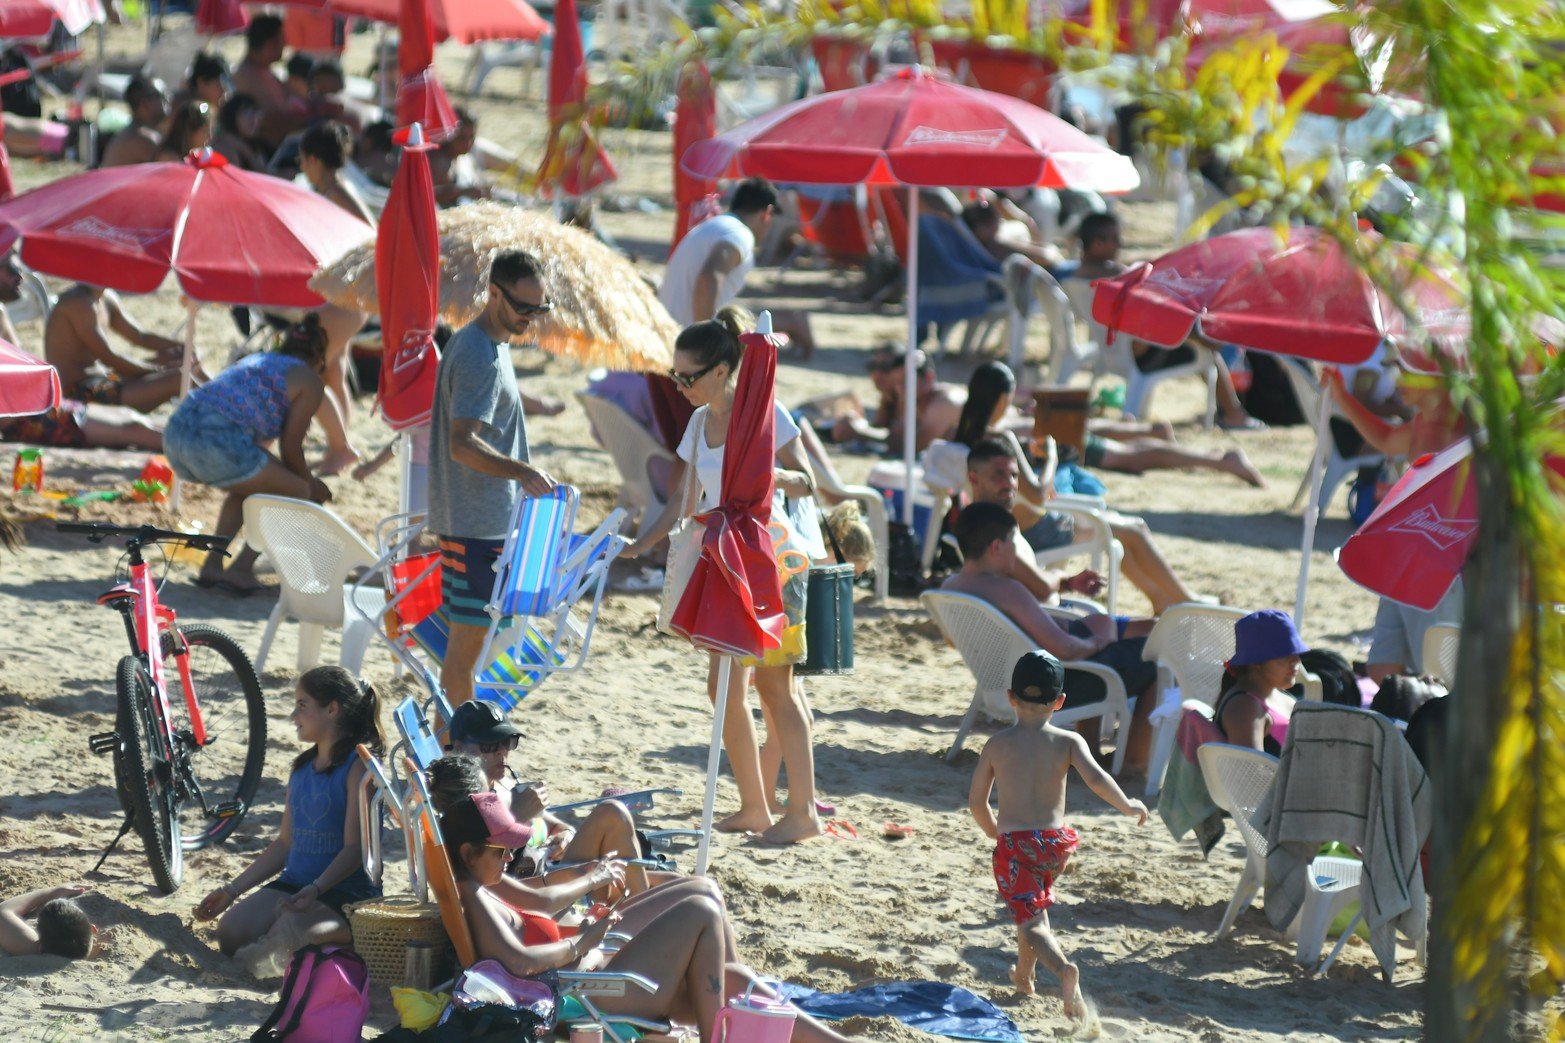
[657,465,703,635]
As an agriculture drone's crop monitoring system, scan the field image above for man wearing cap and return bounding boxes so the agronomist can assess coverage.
[832,341,965,453]
[448,699,663,895]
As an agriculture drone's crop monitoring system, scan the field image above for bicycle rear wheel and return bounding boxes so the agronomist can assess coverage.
[161,623,267,850]
[115,655,183,893]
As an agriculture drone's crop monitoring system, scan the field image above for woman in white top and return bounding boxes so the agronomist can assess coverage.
[628,308,825,845]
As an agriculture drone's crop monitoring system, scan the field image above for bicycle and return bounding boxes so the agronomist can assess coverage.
[61,523,268,894]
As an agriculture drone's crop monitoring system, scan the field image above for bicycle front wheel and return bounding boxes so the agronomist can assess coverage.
[161,623,267,850]
[115,655,183,893]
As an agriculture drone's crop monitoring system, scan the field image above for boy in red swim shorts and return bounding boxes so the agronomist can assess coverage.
[968,650,1148,1020]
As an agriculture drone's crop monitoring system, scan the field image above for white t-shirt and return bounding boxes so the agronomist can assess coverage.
[658,214,756,325]
[676,401,826,559]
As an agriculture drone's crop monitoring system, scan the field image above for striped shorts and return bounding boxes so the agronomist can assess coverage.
[438,535,505,626]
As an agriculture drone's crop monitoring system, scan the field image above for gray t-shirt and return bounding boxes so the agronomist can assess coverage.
[428,322,529,539]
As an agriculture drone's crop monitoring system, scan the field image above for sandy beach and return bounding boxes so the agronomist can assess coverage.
[0,23,1425,1043]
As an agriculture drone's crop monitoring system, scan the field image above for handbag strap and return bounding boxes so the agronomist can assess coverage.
[675,457,698,518]
[818,509,847,566]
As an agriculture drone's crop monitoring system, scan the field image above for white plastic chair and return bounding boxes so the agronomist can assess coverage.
[1197,742,1280,938]
[1293,854,1364,970]
[1422,623,1459,686]
[5,262,54,326]
[1142,605,1248,797]
[464,40,545,96]
[575,391,676,539]
[1057,278,1135,388]
[1005,255,1076,381]
[1280,358,1387,519]
[244,495,382,674]
[921,590,1134,764]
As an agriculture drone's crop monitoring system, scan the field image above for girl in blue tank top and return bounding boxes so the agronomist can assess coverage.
[194,667,384,978]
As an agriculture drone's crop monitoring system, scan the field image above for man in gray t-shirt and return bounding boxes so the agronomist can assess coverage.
[428,249,558,708]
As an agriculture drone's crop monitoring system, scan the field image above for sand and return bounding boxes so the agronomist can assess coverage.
[0,21,1421,1043]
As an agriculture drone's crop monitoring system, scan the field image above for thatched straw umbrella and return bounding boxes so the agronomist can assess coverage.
[310,202,676,373]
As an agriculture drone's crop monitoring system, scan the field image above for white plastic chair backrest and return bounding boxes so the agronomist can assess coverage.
[575,392,673,506]
[922,439,970,494]
[1143,605,1248,708]
[1198,743,1279,859]
[1278,356,1323,419]
[1422,623,1459,686]
[922,590,1035,717]
[1062,279,1130,357]
[244,495,380,626]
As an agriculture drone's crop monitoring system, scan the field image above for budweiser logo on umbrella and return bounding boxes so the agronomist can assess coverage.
[58,217,169,249]
[1386,505,1477,551]
[904,125,1009,148]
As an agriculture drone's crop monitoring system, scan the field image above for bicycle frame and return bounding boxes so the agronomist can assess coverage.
[98,545,207,751]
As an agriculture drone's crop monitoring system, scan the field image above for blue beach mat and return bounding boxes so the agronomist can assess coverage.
[778,981,1024,1042]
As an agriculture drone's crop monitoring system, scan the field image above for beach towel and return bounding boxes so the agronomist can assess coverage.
[1257,702,1431,978]
[915,214,1006,332]
[778,981,1023,1042]
[1158,707,1226,856]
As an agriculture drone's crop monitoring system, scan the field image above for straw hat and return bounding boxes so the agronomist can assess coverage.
[309,202,676,373]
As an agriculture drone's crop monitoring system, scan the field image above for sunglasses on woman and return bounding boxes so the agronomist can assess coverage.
[668,360,720,389]
[495,281,554,317]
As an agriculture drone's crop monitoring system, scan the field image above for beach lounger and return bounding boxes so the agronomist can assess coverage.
[921,590,1135,764]
[574,391,676,540]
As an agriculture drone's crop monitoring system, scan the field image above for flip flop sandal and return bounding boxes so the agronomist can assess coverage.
[823,818,860,841]
[882,822,915,839]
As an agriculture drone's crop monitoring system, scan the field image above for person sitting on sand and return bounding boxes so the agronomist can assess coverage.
[1215,610,1308,756]
[943,502,1159,776]
[828,342,965,453]
[968,650,1148,1017]
[100,75,167,168]
[0,885,96,959]
[444,700,677,898]
[446,790,854,1043]
[163,316,338,595]
[44,284,186,414]
[194,667,382,978]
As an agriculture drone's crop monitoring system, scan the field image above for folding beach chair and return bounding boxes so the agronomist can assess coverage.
[355,743,406,888]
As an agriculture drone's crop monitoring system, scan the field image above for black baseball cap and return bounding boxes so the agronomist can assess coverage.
[1011,650,1065,703]
[450,700,523,745]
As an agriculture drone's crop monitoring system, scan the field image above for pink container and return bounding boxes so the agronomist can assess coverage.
[712,981,797,1043]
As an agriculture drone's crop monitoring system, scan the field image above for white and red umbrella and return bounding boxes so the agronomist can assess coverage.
[0,0,103,37]
[322,0,546,44]
[684,67,1138,525]
[0,339,59,418]
[393,0,457,141]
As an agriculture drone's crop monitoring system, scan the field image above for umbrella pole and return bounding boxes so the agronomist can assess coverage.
[1293,378,1333,626]
[693,654,732,876]
[901,190,921,528]
[398,431,412,520]
[169,299,200,516]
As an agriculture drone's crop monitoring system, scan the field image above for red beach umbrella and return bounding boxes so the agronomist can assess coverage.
[1337,439,1565,610]
[394,0,458,142]
[375,124,441,433]
[534,0,616,199]
[0,338,59,418]
[0,0,104,36]
[194,0,248,35]
[671,59,717,251]
[324,0,547,44]
[0,115,12,204]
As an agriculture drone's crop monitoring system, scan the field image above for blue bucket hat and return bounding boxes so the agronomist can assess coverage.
[1230,609,1309,667]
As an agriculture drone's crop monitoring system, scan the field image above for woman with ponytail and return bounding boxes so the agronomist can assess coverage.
[626,307,827,845]
[164,315,339,595]
[195,666,384,977]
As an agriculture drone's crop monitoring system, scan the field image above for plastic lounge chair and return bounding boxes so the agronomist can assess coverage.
[921,590,1134,764]
[355,743,406,887]
[1196,743,1280,938]
[5,260,54,326]
[407,772,669,1043]
[800,432,890,603]
[244,495,383,674]
[1280,358,1387,519]
[1422,623,1459,686]
[574,391,676,539]
[1141,605,1249,797]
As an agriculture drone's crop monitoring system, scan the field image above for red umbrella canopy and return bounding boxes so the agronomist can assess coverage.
[325,0,546,44]
[0,339,60,418]
[671,59,717,251]
[375,125,441,432]
[1091,226,1467,366]
[681,67,1139,193]
[0,150,371,308]
[194,0,247,35]
[1337,438,1565,610]
[669,331,787,659]
[533,0,616,198]
[394,0,458,140]
[0,0,103,36]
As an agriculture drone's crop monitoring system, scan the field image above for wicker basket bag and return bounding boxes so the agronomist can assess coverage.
[345,896,452,987]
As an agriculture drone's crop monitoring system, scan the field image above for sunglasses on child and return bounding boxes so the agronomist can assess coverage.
[477,737,520,754]
[668,360,720,389]
[494,281,554,318]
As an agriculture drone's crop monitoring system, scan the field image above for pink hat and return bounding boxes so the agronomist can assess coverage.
[442,791,533,849]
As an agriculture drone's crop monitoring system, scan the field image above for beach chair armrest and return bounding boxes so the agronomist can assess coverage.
[550,788,683,816]
[559,970,659,996]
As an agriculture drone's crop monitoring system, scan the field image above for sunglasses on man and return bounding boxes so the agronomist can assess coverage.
[477,736,521,754]
[494,281,554,318]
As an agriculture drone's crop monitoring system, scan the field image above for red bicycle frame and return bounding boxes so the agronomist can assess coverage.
[99,551,208,750]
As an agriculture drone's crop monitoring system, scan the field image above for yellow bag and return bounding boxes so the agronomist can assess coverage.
[391,987,450,1031]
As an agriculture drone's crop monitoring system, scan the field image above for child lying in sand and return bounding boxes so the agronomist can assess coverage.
[968,651,1147,1020]
[0,885,96,959]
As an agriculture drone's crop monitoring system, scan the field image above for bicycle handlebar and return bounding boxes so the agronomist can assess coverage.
[56,522,232,553]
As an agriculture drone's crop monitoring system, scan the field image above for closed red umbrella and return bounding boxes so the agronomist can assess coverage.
[1337,439,1565,610]
[395,0,457,142]
[671,59,717,251]
[325,0,547,44]
[0,338,60,418]
[194,0,247,35]
[376,124,441,433]
[534,0,615,199]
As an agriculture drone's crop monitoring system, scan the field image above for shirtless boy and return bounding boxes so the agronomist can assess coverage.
[968,650,1147,1017]
[44,285,186,413]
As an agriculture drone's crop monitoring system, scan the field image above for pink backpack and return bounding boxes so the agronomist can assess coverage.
[251,945,370,1043]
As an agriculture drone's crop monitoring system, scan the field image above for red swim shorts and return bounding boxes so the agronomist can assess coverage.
[992,827,1080,925]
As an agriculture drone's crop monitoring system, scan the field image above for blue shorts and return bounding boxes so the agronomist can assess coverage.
[439,535,505,626]
[165,405,268,489]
